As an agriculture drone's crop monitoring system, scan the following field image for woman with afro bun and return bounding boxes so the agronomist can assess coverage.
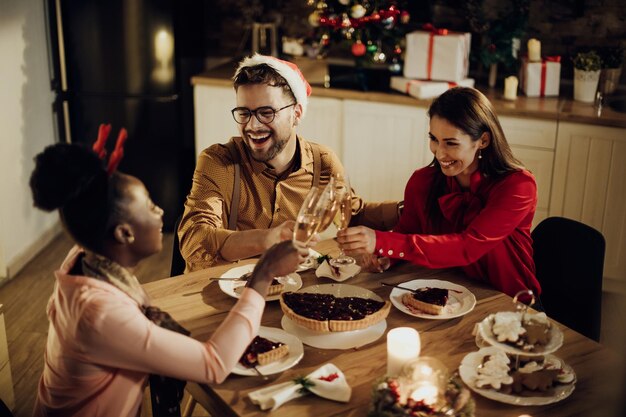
[30,127,307,417]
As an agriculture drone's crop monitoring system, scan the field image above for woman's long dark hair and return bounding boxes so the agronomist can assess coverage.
[425,87,524,231]
[30,143,125,252]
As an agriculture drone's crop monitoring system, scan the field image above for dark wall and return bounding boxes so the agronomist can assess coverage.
[202,0,626,85]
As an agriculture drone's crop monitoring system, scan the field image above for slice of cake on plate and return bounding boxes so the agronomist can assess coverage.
[239,335,289,367]
[402,287,449,315]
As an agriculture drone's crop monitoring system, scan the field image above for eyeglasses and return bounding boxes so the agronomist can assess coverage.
[231,103,296,125]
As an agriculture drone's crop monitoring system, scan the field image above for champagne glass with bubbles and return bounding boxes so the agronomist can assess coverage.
[293,187,325,244]
[330,173,356,267]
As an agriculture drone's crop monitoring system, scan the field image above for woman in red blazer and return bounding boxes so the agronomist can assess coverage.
[338,87,540,299]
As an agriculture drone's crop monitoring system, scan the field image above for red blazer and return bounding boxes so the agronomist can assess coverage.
[375,166,540,298]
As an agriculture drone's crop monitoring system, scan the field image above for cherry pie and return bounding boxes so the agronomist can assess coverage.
[280,291,390,332]
[239,335,289,367]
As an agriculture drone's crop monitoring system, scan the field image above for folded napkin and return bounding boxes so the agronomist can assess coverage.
[248,363,351,410]
[315,260,361,282]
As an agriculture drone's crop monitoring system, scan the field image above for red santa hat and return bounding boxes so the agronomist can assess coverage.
[234,53,312,117]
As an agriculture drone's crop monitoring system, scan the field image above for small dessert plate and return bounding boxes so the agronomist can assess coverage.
[389,279,476,320]
[459,347,576,405]
[232,326,304,376]
[218,264,302,301]
[315,259,361,282]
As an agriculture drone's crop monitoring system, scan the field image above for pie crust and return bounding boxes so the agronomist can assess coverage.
[240,336,289,367]
[401,287,448,315]
[402,292,444,315]
[280,291,390,333]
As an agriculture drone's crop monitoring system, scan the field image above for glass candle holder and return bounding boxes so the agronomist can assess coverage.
[398,356,449,407]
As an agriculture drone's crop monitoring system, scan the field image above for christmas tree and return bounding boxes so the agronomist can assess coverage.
[306,0,411,72]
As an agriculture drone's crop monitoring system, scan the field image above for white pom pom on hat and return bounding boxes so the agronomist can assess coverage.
[234,53,312,117]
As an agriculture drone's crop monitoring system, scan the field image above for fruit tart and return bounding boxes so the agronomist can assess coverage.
[280,291,391,332]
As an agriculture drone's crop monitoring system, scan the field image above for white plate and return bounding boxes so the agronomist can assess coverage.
[281,315,386,350]
[459,347,576,405]
[389,279,476,320]
[280,283,387,349]
[218,264,302,301]
[478,313,564,356]
[232,326,304,376]
[297,248,322,272]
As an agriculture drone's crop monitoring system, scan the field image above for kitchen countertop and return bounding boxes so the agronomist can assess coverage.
[191,62,626,129]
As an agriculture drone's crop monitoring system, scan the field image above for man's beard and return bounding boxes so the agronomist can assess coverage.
[245,133,289,163]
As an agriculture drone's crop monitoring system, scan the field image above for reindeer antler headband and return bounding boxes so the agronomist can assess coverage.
[92,123,128,175]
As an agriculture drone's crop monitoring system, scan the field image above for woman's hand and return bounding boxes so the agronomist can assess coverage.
[357,254,391,273]
[336,226,377,255]
[247,240,308,297]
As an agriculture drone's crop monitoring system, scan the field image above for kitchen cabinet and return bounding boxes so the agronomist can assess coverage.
[550,122,626,291]
[499,116,558,226]
[342,99,428,202]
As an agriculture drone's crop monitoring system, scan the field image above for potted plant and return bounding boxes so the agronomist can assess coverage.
[598,46,624,95]
[572,50,602,103]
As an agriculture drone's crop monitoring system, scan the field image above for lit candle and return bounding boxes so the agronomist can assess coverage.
[527,38,541,62]
[410,382,439,405]
[387,327,420,376]
[504,76,519,100]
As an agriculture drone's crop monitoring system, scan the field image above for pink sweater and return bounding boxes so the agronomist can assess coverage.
[33,247,265,417]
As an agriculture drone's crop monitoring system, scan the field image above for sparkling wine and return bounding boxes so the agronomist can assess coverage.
[335,196,352,230]
[317,202,339,232]
[294,214,320,243]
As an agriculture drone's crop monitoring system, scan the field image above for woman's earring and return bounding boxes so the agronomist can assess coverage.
[128,236,135,244]
[478,149,483,159]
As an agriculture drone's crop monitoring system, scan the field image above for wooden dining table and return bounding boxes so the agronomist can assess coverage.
[143,240,623,417]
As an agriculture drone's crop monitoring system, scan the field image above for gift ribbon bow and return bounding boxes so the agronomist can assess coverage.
[248,363,351,411]
[540,56,561,97]
[422,23,450,80]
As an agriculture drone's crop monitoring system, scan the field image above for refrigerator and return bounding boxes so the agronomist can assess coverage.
[46,0,209,231]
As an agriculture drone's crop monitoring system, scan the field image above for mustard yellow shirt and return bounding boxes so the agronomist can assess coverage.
[179,136,399,270]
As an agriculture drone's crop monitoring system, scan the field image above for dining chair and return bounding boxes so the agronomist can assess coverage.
[531,216,605,341]
[170,216,186,277]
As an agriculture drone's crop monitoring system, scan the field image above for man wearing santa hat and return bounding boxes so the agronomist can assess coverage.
[178,54,400,271]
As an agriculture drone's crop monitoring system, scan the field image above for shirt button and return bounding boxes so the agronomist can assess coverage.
[387,250,393,256]
[276,207,281,212]
[399,252,405,258]
[379,249,383,255]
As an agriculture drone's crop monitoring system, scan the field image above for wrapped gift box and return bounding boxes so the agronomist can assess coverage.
[520,57,561,97]
[404,29,471,82]
[390,76,475,99]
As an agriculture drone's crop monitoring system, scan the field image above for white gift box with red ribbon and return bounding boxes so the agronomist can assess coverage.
[403,26,471,82]
[520,56,561,97]
[390,76,475,99]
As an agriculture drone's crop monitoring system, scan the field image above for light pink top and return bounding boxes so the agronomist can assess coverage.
[33,246,265,417]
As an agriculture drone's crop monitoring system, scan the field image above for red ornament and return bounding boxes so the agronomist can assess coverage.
[400,11,410,24]
[351,41,366,56]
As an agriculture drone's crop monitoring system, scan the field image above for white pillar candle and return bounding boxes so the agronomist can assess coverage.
[527,38,541,62]
[386,327,420,376]
[504,76,519,100]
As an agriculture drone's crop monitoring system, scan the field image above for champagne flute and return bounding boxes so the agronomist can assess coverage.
[293,187,324,244]
[330,173,356,267]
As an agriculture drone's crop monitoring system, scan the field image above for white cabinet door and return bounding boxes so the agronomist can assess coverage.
[298,96,343,159]
[343,100,428,202]
[499,116,558,227]
[194,85,237,158]
[551,122,626,290]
